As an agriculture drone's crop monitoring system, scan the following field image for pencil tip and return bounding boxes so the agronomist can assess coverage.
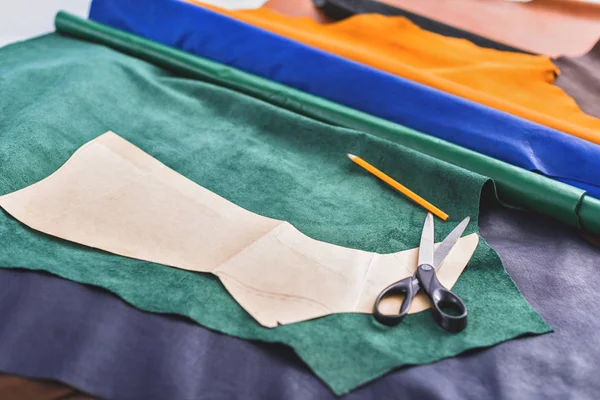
[347,153,356,160]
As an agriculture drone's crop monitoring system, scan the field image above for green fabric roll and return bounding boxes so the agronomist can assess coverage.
[0,33,549,394]
[54,12,600,236]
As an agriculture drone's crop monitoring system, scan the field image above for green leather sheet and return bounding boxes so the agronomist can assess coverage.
[0,32,549,394]
[53,12,600,236]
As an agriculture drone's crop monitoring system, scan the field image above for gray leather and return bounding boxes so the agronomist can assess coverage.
[0,204,598,399]
[555,41,600,119]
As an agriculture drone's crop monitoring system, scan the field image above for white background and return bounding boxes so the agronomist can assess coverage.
[0,0,91,47]
[0,0,272,48]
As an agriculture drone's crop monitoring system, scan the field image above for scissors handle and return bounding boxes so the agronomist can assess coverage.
[373,275,417,326]
[416,265,467,333]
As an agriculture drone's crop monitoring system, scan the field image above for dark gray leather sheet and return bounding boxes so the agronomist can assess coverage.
[0,204,598,399]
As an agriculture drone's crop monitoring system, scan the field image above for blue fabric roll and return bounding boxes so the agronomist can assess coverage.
[89,0,600,198]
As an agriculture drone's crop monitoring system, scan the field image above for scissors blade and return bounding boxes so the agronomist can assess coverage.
[417,213,435,266]
[434,216,470,270]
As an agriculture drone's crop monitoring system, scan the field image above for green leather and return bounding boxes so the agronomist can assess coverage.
[55,12,600,235]
[580,196,600,233]
[0,32,550,395]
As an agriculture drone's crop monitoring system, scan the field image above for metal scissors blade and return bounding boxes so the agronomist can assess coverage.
[434,216,470,270]
[418,213,435,266]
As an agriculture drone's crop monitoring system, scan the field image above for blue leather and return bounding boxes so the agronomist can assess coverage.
[89,0,600,198]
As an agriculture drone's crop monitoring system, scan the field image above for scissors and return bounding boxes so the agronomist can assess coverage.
[373,213,470,333]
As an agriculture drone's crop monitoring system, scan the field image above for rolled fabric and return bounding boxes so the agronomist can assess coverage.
[63,11,600,234]
[183,1,600,145]
[88,0,600,201]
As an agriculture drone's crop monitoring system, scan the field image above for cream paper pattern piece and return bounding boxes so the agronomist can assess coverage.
[0,132,479,328]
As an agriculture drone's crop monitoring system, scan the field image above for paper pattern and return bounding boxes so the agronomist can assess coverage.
[0,132,478,327]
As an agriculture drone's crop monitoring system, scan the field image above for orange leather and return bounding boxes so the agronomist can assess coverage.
[188,1,600,145]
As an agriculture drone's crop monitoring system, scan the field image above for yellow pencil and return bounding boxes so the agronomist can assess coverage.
[347,154,449,221]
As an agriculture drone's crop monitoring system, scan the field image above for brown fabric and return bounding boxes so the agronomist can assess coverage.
[265,0,330,22]
[380,0,600,56]
[0,374,94,400]
[579,230,600,248]
[554,40,600,119]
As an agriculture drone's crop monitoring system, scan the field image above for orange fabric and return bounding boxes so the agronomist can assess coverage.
[188,1,600,145]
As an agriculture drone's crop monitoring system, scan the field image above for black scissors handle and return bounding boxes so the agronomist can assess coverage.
[416,264,468,333]
[373,275,418,326]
